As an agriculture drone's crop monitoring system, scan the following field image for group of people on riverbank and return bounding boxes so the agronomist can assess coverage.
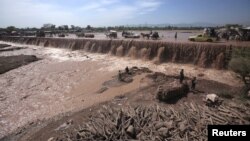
[118,67,197,90]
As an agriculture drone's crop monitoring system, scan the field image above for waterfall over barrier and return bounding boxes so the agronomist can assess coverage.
[0,37,239,69]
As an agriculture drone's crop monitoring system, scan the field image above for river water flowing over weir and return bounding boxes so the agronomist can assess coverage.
[0,36,237,69]
[0,37,246,139]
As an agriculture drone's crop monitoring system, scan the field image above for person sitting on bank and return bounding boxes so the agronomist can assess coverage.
[118,70,123,81]
[191,77,197,90]
[125,66,129,74]
[179,69,184,84]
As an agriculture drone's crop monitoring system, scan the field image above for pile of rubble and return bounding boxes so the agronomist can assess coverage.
[218,27,250,41]
[64,102,250,141]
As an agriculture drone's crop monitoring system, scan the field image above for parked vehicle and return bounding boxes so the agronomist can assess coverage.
[150,32,159,40]
[76,32,85,37]
[58,33,65,37]
[188,34,217,42]
[105,30,117,39]
[84,33,94,38]
[76,32,94,38]
[122,31,140,38]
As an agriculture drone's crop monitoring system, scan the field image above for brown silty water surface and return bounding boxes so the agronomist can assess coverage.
[3,36,248,69]
[0,40,242,138]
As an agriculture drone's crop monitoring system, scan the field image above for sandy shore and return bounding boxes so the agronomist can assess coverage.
[0,41,242,139]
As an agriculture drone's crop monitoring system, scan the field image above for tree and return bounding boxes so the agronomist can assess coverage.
[86,25,92,30]
[6,26,16,33]
[51,25,56,29]
[229,47,250,98]
[42,24,55,30]
[58,25,68,30]
[229,57,250,85]
[58,26,64,30]
[64,25,69,30]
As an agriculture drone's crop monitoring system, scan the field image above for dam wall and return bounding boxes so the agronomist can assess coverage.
[0,37,236,69]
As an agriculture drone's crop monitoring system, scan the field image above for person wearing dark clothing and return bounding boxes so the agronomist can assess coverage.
[191,77,197,90]
[226,34,229,41]
[125,66,129,74]
[174,32,177,40]
[180,69,184,84]
[210,28,216,37]
[150,30,153,35]
[118,70,122,81]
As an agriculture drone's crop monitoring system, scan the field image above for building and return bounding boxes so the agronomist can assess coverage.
[42,23,56,29]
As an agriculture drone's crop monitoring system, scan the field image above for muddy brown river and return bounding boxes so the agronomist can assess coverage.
[0,41,242,138]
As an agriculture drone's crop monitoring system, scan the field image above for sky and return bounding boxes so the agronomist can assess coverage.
[0,0,250,28]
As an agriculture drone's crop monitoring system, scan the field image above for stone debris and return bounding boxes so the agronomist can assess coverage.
[204,94,223,107]
[63,103,250,141]
[96,87,108,94]
[205,94,218,102]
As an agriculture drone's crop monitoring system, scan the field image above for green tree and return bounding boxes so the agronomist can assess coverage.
[86,25,92,30]
[229,57,250,85]
[229,47,250,85]
[6,26,16,33]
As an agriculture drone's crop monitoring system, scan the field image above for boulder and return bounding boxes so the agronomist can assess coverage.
[248,90,250,98]
[126,125,136,138]
[158,127,169,137]
[205,94,218,103]
[47,137,54,141]
[123,77,133,83]
[156,81,189,102]
[204,94,222,107]
[96,87,108,94]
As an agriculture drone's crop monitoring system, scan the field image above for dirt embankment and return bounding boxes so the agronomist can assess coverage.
[1,36,243,69]
[0,55,39,74]
[0,44,39,74]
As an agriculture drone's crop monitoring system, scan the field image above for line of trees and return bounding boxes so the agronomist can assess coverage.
[1,24,224,34]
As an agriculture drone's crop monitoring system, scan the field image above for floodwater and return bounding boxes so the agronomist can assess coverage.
[0,41,241,138]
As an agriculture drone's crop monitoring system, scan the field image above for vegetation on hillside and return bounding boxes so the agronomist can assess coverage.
[229,47,250,98]
[229,48,250,84]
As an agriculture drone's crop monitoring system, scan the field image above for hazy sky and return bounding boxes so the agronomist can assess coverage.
[0,0,250,28]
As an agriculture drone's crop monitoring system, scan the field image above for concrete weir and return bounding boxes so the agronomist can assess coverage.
[0,37,234,69]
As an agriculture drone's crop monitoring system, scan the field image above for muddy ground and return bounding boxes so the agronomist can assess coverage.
[0,44,11,48]
[3,69,249,141]
[0,41,248,141]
